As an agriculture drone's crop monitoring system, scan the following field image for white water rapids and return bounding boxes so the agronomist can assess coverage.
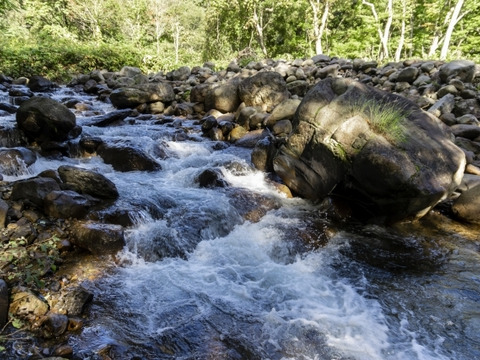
[1,86,478,359]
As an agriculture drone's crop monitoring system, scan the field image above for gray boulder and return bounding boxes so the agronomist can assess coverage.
[204,81,241,113]
[44,190,91,219]
[110,83,175,109]
[97,143,161,172]
[16,97,78,143]
[27,75,56,92]
[238,71,289,112]
[11,177,61,208]
[272,78,465,221]
[439,60,476,83]
[58,165,119,199]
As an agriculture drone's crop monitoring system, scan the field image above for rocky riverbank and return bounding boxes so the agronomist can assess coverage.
[0,56,480,358]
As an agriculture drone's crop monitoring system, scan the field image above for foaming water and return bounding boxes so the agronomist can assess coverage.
[1,86,475,359]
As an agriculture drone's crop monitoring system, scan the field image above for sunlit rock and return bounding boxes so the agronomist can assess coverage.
[272,77,466,221]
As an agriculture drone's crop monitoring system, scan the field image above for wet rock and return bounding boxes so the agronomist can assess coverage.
[0,147,37,176]
[51,286,93,316]
[196,168,227,188]
[251,136,276,172]
[201,115,218,133]
[40,312,69,338]
[97,143,161,172]
[9,86,34,97]
[227,189,281,223]
[9,286,49,323]
[79,135,103,154]
[58,165,119,199]
[452,185,480,224]
[44,190,91,219]
[11,177,61,208]
[0,102,17,114]
[0,279,8,328]
[110,83,175,109]
[16,97,77,143]
[238,71,289,112]
[70,220,125,254]
[27,75,56,92]
[53,344,74,357]
[83,109,132,127]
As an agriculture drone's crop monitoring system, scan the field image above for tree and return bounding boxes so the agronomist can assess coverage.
[308,0,330,55]
[362,0,393,60]
[440,0,466,59]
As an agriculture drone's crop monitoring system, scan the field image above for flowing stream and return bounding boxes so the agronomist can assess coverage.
[1,86,479,359]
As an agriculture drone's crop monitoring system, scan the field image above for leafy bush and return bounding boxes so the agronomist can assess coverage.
[0,38,144,82]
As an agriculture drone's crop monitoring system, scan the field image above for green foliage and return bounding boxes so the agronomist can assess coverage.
[0,37,144,82]
[0,235,62,288]
[0,0,479,82]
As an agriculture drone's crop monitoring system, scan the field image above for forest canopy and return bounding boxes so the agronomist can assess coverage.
[0,0,478,81]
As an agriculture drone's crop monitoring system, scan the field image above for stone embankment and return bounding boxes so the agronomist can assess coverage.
[0,55,479,357]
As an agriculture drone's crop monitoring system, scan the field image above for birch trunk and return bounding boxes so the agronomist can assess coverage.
[440,0,465,60]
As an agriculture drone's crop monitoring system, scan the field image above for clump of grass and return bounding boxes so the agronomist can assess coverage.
[350,96,412,144]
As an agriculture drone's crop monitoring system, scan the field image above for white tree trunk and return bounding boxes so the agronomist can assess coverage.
[394,0,406,62]
[440,0,465,60]
[253,4,268,57]
[309,0,329,55]
[362,0,392,60]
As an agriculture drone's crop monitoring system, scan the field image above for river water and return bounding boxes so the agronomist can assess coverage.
[1,86,479,359]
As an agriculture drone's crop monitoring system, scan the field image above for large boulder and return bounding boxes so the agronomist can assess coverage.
[16,97,78,143]
[58,165,119,199]
[44,190,92,219]
[272,78,466,221]
[439,60,476,84]
[109,83,175,109]
[11,177,61,208]
[97,143,161,172]
[204,81,241,113]
[238,71,289,112]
